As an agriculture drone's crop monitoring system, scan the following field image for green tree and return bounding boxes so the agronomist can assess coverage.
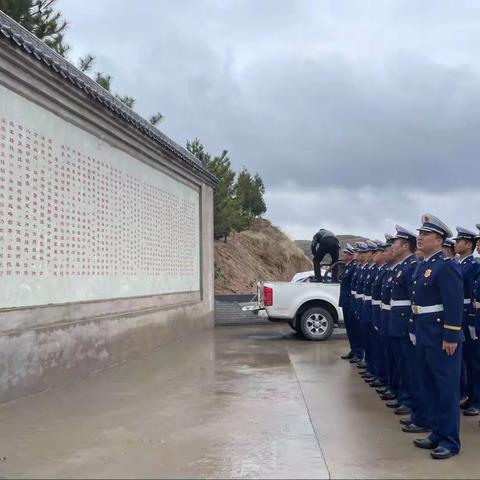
[2,3,165,122]
[0,0,69,55]
[95,72,112,91]
[187,139,239,241]
[187,139,267,242]
[186,138,210,166]
[211,150,237,241]
[235,168,267,219]
[149,113,164,126]
[77,53,95,73]
[116,94,136,108]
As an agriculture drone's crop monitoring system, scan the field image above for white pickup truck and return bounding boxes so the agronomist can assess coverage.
[245,262,345,341]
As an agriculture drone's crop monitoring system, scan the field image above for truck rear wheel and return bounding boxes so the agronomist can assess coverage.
[299,306,334,341]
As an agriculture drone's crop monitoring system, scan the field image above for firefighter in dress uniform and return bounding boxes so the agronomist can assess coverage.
[412,214,464,460]
[360,240,380,380]
[339,243,362,361]
[378,234,400,402]
[387,226,419,417]
[453,227,480,417]
[369,240,389,388]
[354,242,369,370]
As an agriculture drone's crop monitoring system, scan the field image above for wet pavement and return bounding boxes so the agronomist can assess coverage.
[0,323,479,479]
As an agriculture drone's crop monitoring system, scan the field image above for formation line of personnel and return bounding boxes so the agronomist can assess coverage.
[338,213,480,460]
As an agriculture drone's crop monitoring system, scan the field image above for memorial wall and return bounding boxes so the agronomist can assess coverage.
[0,85,200,308]
[0,11,216,403]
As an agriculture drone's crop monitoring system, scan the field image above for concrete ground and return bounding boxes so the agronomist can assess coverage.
[1,324,479,479]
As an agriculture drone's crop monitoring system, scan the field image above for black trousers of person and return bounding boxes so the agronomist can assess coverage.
[313,237,339,281]
[343,307,363,359]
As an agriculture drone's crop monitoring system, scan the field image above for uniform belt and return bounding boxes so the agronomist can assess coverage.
[381,303,391,311]
[464,299,472,305]
[372,300,381,306]
[475,301,480,309]
[390,300,411,307]
[354,293,362,299]
[364,295,372,301]
[351,291,357,296]
[411,304,444,315]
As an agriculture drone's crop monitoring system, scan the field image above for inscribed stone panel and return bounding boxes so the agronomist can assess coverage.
[0,85,200,307]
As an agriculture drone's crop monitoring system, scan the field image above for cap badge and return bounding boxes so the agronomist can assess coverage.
[397,271,402,278]
[422,214,430,223]
[424,269,432,278]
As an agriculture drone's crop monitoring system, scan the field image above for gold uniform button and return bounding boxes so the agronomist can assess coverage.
[437,318,441,323]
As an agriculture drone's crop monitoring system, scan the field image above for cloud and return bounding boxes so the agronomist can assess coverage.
[267,185,480,240]
[57,0,480,238]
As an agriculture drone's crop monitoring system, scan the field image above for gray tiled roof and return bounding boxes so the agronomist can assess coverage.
[0,11,217,186]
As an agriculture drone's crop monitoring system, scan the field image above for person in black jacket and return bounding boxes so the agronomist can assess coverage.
[311,228,340,281]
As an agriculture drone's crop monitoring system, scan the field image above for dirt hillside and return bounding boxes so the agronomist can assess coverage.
[214,219,312,294]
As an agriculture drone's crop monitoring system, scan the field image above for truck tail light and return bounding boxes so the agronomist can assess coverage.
[263,286,273,307]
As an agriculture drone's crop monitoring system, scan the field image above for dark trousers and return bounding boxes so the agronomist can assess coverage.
[361,322,375,375]
[460,359,468,399]
[353,301,365,360]
[343,307,362,358]
[405,342,431,428]
[417,343,462,453]
[388,337,403,396]
[397,338,413,408]
[372,329,387,382]
[408,345,431,429]
[313,237,339,281]
[464,334,480,408]
[361,322,373,372]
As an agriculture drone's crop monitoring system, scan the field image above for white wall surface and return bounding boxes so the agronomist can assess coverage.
[0,85,200,308]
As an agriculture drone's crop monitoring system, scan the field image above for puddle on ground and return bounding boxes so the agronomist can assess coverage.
[218,352,290,369]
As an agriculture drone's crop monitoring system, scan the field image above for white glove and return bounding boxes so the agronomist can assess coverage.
[409,333,417,346]
[469,325,478,341]
[374,325,379,331]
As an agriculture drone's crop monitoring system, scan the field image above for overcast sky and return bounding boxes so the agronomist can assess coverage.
[58,0,480,240]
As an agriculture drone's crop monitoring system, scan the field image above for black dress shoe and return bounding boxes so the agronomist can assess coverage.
[370,380,385,388]
[381,393,397,401]
[399,417,412,426]
[394,405,412,415]
[431,446,457,460]
[460,396,470,409]
[402,423,431,433]
[376,387,388,394]
[350,357,360,364]
[356,362,367,369]
[386,401,401,409]
[341,353,354,360]
[364,377,375,383]
[413,438,438,450]
[463,406,480,416]
[360,373,374,378]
